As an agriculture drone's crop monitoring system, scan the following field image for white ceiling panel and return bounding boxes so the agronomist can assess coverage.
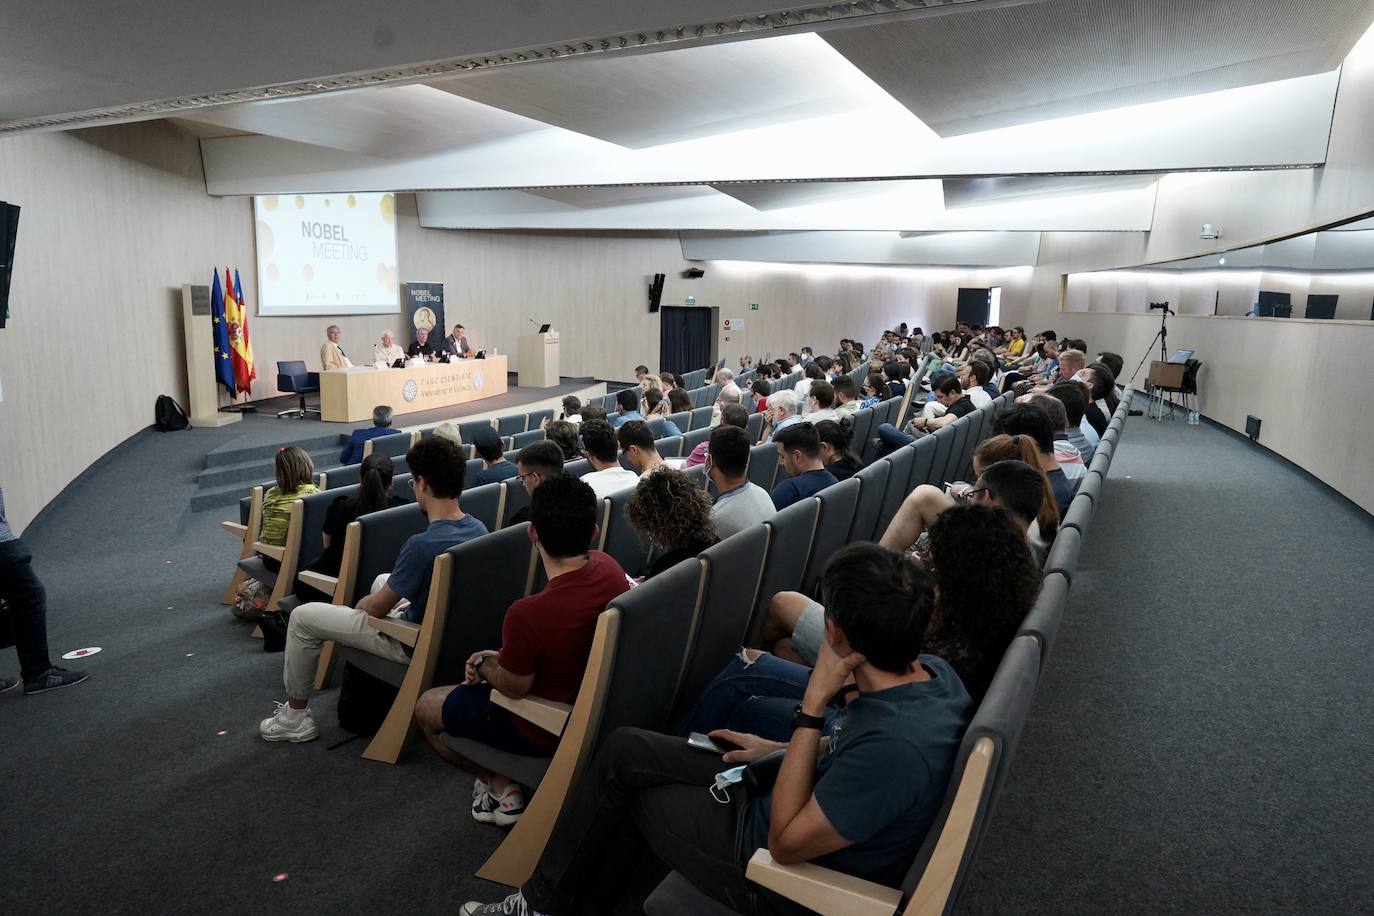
[180,85,543,157]
[430,33,902,149]
[711,180,932,211]
[942,175,1158,209]
[824,0,1374,135]
[680,230,1044,267]
[202,68,1337,194]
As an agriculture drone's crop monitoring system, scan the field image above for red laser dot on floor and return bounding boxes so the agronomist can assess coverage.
[273,873,288,882]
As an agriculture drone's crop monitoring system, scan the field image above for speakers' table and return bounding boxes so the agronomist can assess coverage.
[319,357,509,422]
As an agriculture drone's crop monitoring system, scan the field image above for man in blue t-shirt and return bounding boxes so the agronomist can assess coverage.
[261,436,487,743]
[770,423,838,510]
[460,542,972,916]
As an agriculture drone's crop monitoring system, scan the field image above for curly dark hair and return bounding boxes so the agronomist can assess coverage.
[624,468,715,551]
[924,502,1042,703]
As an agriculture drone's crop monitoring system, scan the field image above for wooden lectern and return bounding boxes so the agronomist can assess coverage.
[518,329,560,388]
[180,284,240,428]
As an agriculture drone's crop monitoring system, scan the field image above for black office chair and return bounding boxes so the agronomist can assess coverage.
[276,360,321,419]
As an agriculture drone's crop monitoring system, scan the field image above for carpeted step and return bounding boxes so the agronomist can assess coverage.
[203,432,344,468]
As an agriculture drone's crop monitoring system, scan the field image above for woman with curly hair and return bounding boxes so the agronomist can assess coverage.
[924,502,1041,703]
[624,467,718,579]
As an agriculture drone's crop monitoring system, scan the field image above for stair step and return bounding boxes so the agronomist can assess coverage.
[195,446,340,491]
[203,432,344,468]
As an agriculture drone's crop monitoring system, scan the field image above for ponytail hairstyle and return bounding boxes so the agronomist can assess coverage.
[815,418,862,471]
[974,434,1059,540]
[356,453,396,516]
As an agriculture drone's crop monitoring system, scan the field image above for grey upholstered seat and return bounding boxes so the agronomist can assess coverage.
[1043,526,1082,583]
[801,477,861,597]
[877,445,917,536]
[368,431,412,459]
[679,425,712,458]
[665,410,692,433]
[460,481,506,533]
[746,442,779,492]
[457,419,496,445]
[689,405,714,428]
[847,457,890,543]
[1019,571,1069,666]
[1060,494,1094,536]
[496,413,526,437]
[747,497,820,645]
[511,428,545,450]
[600,486,651,576]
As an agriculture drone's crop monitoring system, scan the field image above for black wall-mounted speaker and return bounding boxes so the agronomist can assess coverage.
[682,267,705,279]
[648,273,665,313]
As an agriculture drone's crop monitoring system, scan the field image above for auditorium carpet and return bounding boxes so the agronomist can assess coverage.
[3,415,1371,914]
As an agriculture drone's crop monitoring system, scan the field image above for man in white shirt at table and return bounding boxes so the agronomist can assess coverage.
[321,325,352,370]
[375,331,406,366]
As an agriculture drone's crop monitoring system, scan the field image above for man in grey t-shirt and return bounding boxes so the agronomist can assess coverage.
[0,488,90,695]
[705,426,775,540]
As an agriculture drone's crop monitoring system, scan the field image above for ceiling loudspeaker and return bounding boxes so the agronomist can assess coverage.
[682,267,705,279]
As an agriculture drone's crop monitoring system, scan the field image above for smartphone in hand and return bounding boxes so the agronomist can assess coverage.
[686,732,731,754]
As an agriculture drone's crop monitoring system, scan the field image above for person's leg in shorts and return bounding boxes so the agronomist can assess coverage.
[415,683,555,824]
[760,590,813,660]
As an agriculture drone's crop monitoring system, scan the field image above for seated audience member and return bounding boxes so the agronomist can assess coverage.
[579,403,608,424]
[970,435,1060,555]
[320,324,352,370]
[260,437,487,743]
[415,476,630,826]
[466,544,974,915]
[1096,351,1124,381]
[715,368,742,404]
[643,387,669,419]
[618,420,665,476]
[1084,361,1120,420]
[633,365,650,387]
[1050,348,1087,390]
[1045,381,1096,465]
[610,389,644,428]
[706,424,776,539]
[750,379,772,413]
[804,379,839,423]
[763,389,803,442]
[558,396,582,425]
[972,457,1054,565]
[259,447,320,572]
[544,420,579,462]
[624,468,717,579]
[507,440,565,526]
[578,420,639,498]
[882,362,908,400]
[1025,393,1085,481]
[788,351,802,368]
[668,386,693,414]
[339,405,398,464]
[771,423,838,509]
[909,374,974,433]
[794,363,824,414]
[295,454,405,602]
[671,372,686,390]
[641,374,663,398]
[921,505,1043,699]
[815,419,863,482]
[962,361,995,409]
[859,372,887,409]
[831,375,860,418]
[659,371,677,394]
[0,486,90,694]
[684,403,747,468]
[407,327,440,359]
[993,403,1074,514]
[375,330,406,365]
[431,421,461,446]
[470,427,520,487]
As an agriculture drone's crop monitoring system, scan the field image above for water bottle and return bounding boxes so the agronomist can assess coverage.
[1188,407,1200,426]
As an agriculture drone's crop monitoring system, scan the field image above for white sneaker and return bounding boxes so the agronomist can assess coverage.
[472,781,525,826]
[259,702,320,742]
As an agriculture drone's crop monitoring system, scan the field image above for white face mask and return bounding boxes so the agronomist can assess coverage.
[710,765,747,804]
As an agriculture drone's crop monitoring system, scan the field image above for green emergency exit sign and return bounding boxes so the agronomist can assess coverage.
[749,303,759,311]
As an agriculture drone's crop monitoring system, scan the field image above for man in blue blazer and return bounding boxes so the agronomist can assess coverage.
[340,405,399,464]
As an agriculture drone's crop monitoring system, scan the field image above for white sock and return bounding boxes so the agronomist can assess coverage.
[283,704,307,721]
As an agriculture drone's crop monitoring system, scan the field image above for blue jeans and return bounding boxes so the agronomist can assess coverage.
[876,422,915,459]
[680,652,839,743]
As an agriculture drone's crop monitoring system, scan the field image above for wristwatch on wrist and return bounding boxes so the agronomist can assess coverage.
[791,704,826,731]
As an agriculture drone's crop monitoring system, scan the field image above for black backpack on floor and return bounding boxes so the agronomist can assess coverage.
[337,662,399,736]
[155,395,190,432]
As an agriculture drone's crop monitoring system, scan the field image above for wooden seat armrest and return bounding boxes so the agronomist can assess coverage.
[252,542,285,561]
[297,571,338,596]
[491,691,572,737]
[365,615,420,647]
[746,849,902,916]
[222,521,248,536]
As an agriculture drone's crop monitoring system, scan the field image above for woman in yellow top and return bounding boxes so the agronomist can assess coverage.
[259,446,319,571]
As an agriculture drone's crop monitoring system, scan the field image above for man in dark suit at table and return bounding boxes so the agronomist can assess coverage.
[408,328,441,360]
[340,405,398,465]
[444,323,472,359]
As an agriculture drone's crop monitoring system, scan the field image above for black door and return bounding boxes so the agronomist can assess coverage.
[660,306,711,375]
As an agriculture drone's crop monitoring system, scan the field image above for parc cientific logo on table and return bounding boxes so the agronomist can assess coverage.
[402,379,419,402]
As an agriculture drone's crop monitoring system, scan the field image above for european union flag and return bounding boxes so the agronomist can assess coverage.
[210,270,236,398]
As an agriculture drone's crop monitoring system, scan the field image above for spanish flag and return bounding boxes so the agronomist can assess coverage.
[225,267,256,395]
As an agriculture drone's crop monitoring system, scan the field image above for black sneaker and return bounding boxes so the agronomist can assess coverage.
[0,675,19,694]
[23,667,90,695]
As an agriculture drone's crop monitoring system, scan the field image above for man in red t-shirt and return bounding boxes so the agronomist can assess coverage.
[414,475,631,826]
